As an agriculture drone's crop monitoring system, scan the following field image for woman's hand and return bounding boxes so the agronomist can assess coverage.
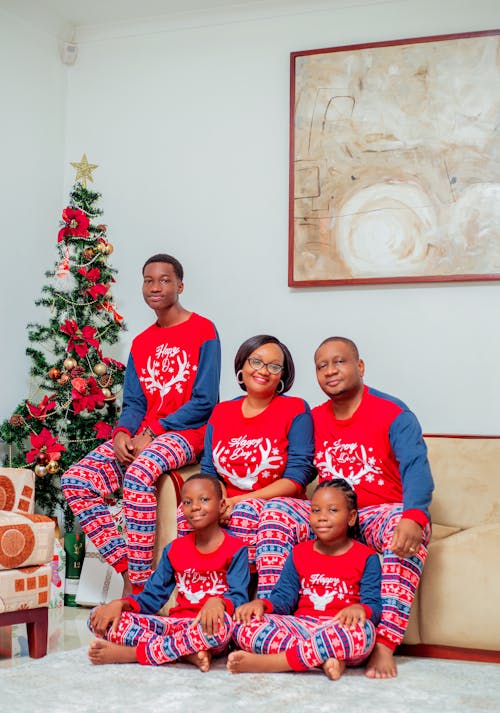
[219,497,238,525]
[191,597,225,636]
[234,599,265,624]
[333,604,366,629]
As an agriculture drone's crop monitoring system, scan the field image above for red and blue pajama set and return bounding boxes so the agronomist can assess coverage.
[255,386,434,652]
[88,531,249,665]
[62,313,221,585]
[177,394,315,579]
[233,539,381,669]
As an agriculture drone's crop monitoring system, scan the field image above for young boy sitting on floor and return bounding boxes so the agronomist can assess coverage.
[88,474,249,670]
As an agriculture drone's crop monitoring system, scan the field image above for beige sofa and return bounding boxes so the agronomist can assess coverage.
[154,436,500,662]
[400,435,500,661]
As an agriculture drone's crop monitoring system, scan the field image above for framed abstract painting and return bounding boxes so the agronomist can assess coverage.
[288,30,500,286]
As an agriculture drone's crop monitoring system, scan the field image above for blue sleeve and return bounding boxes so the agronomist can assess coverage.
[389,409,434,521]
[134,543,176,614]
[224,546,250,612]
[160,331,221,432]
[116,353,147,436]
[282,403,315,488]
[266,551,300,615]
[199,423,218,477]
[360,553,382,626]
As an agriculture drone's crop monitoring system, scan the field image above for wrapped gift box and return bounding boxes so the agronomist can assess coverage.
[0,468,35,514]
[0,512,55,570]
[76,538,123,607]
[0,563,51,612]
[49,538,65,608]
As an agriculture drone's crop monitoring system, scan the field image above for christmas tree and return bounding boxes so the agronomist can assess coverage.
[0,155,126,529]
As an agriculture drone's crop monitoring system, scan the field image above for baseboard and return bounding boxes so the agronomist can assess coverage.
[397,643,500,663]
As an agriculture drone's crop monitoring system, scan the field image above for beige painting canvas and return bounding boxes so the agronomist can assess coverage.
[289,32,500,285]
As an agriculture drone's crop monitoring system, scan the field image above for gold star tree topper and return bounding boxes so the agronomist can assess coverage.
[70,153,98,188]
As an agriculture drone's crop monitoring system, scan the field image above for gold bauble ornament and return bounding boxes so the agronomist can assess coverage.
[101,387,112,398]
[82,248,94,261]
[46,460,60,475]
[34,464,48,478]
[104,243,114,255]
[63,357,77,371]
[49,367,62,380]
[57,373,71,386]
[96,242,107,254]
[93,362,107,376]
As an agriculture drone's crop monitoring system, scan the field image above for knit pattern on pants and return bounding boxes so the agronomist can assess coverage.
[89,610,232,666]
[233,614,375,671]
[123,432,195,584]
[177,497,266,566]
[358,503,430,650]
[255,497,313,597]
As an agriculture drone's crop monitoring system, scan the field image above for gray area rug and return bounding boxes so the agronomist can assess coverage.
[1,647,500,713]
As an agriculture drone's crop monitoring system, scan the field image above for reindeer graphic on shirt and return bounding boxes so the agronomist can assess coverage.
[212,437,283,490]
[301,574,352,612]
[139,342,194,403]
[176,569,227,604]
[315,439,384,488]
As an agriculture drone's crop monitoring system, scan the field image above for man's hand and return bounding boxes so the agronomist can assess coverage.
[113,431,135,466]
[191,597,225,636]
[390,517,423,558]
[130,432,153,458]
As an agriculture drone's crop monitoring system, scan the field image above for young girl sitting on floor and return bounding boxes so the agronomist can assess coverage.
[227,479,381,680]
[88,474,249,670]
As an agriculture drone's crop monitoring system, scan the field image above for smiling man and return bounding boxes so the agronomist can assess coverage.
[311,336,434,679]
[62,253,221,595]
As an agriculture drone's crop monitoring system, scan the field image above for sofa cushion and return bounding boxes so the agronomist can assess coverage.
[425,437,500,529]
[418,523,500,650]
[0,512,55,570]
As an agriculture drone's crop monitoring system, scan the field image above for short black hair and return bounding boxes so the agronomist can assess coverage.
[234,334,295,394]
[315,336,359,361]
[312,478,361,539]
[142,253,184,281]
[182,473,223,500]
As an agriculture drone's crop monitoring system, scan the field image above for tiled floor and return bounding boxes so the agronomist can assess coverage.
[0,606,92,668]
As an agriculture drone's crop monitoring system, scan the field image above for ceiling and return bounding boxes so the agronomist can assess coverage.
[2,0,322,32]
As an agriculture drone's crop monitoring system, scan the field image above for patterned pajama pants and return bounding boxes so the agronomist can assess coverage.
[255,498,431,650]
[233,613,376,671]
[88,610,233,666]
[62,432,200,585]
[177,496,304,570]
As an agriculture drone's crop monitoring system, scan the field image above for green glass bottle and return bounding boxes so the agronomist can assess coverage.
[64,532,85,606]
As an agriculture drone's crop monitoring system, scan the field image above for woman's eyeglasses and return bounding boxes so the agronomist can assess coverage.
[247,357,284,375]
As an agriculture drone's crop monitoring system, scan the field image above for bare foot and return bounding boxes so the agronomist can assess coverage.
[182,651,212,672]
[121,571,132,598]
[365,642,397,678]
[88,639,137,665]
[227,650,291,674]
[322,658,346,681]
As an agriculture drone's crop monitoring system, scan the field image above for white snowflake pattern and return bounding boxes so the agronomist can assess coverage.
[378,478,385,486]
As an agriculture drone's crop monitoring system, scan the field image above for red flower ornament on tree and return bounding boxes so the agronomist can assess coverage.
[25,395,57,421]
[71,376,106,414]
[93,421,113,440]
[58,207,90,242]
[60,319,100,358]
[26,428,66,463]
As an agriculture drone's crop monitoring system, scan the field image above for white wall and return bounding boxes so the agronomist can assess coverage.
[2,0,499,435]
[0,9,68,430]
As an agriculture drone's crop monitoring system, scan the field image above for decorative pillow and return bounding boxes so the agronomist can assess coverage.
[0,468,35,514]
[0,512,54,570]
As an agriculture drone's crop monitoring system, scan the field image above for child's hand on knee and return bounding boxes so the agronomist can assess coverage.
[333,604,366,629]
[191,597,225,636]
[90,599,127,637]
[234,599,265,624]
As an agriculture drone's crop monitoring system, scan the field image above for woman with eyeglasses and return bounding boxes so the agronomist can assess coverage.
[177,335,315,592]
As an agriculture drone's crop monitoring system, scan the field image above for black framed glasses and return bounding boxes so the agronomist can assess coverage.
[247,357,284,375]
